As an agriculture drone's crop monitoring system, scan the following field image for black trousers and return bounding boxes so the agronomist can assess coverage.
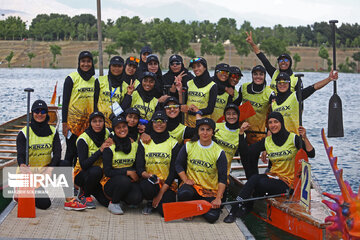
[139,179,176,216]
[34,186,51,210]
[65,134,78,167]
[104,175,142,205]
[177,184,220,224]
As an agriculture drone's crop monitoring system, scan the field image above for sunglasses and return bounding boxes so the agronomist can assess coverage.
[129,56,140,63]
[217,70,229,75]
[278,58,289,63]
[33,109,47,114]
[190,57,202,63]
[152,119,167,123]
[276,80,290,84]
[164,104,180,109]
[170,62,181,66]
[231,74,241,79]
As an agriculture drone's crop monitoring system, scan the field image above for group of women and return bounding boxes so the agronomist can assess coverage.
[17,35,339,224]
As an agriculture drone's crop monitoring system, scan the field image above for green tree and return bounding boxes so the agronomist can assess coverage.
[104,44,119,61]
[49,44,61,68]
[91,51,99,66]
[293,53,301,71]
[27,52,36,67]
[115,31,141,55]
[352,51,360,73]
[184,47,196,59]
[230,32,250,57]
[318,45,329,70]
[260,37,287,59]
[212,42,225,64]
[338,57,356,73]
[5,51,14,67]
[200,38,214,56]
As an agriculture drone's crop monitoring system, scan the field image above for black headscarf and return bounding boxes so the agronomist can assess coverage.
[85,112,106,148]
[268,112,289,146]
[193,70,211,89]
[137,74,157,103]
[277,53,293,76]
[121,64,138,85]
[30,100,52,137]
[149,111,170,144]
[275,73,292,105]
[125,108,140,142]
[213,75,231,95]
[108,57,125,88]
[77,51,95,81]
[224,104,240,130]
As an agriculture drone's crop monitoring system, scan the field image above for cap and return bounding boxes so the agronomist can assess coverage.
[224,103,240,116]
[126,57,139,67]
[196,118,215,131]
[140,46,152,55]
[151,111,168,122]
[125,107,140,116]
[215,63,230,72]
[142,71,157,81]
[89,111,105,122]
[110,56,124,66]
[169,54,183,63]
[78,51,93,61]
[251,65,266,74]
[277,53,292,61]
[189,57,207,68]
[229,66,243,76]
[112,115,127,128]
[146,54,159,64]
[276,72,291,82]
[164,96,180,106]
[31,100,48,112]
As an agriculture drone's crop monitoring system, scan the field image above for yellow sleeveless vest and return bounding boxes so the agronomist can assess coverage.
[271,92,299,134]
[211,92,230,122]
[169,123,187,144]
[21,126,56,167]
[242,82,273,144]
[270,70,298,93]
[130,90,158,121]
[185,80,215,127]
[185,140,223,196]
[214,123,239,176]
[265,133,298,187]
[98,75,129,128]
[67,72,96,136]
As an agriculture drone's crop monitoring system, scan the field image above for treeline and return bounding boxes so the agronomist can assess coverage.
[1,13,360,59]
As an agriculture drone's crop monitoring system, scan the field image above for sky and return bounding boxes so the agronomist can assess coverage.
[0,0,359,28]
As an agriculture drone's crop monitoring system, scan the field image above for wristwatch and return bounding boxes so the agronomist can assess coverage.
[195,110,203,116]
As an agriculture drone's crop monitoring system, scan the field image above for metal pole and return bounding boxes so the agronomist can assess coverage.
[24,88,34,166]
[97,0,104,76]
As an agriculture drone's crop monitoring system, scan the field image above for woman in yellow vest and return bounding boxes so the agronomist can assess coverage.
[62,51,98,167]
[210,63,234,122]
[135,111,181,216]
[271,71,338,134]
[121,56,141,88]
[74,112,112,209]
[102,116,142,215]
[130,71,167,121]
[184,57,218,127]
[176,118,227,223]
[239,65,274,144]
[17,100,85,210]
[224,112,315,223]
[97,56,135,128]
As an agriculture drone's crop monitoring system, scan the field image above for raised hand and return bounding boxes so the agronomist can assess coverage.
[246,31,254,45]
[127,79,135,95]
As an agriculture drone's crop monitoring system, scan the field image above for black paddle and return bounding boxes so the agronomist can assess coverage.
[24,88,34,165]
[328,20,344,137]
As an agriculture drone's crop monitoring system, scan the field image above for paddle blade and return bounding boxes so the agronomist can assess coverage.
[50,81,57,105]
[328,93,344,138]
[163,200,212,222]
[216,115,225,123]
[292,148,309,201]
[239,101,256,122]
[17,187,36,218]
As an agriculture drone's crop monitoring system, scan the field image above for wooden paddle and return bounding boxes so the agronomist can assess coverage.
[216,101,256,123]
[328,20,344,138]
[50,81,57,105]
[292,74,309,201]
[163,192,289,222]
[18,88,36,218]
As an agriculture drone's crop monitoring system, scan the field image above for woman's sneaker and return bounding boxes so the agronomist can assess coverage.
[142,201,153,215]
[81,197,96,209]
[64,198,86,211]
[108,202,124,215]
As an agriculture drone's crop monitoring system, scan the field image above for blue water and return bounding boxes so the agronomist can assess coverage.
[0,68,359,196]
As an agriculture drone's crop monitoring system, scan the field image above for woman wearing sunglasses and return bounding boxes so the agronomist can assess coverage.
[135,111,181,216]
[176,118,227,223]
[97,56,135,128]
[228,66,243,106]
[121,56,141,89]
[163,54,194,97]
[73,112,112,209]
[184,57,218,128]
[101,116,142,215]
[246,31,300,93]
[62,51,98,167]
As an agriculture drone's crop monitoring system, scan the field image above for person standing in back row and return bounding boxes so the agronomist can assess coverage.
[62,51,99,167]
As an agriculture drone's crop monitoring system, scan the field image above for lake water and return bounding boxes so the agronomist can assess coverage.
[0,68,359,196]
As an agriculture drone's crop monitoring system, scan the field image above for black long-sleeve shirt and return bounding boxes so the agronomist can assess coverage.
[62,76,99,123]
[175,142,228,185]
[187,84,218,116]
[135,140,181,186]
[16,130,61,167]
[77,139,102,170]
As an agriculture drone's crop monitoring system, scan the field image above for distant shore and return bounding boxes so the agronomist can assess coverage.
[0,40,359,72]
